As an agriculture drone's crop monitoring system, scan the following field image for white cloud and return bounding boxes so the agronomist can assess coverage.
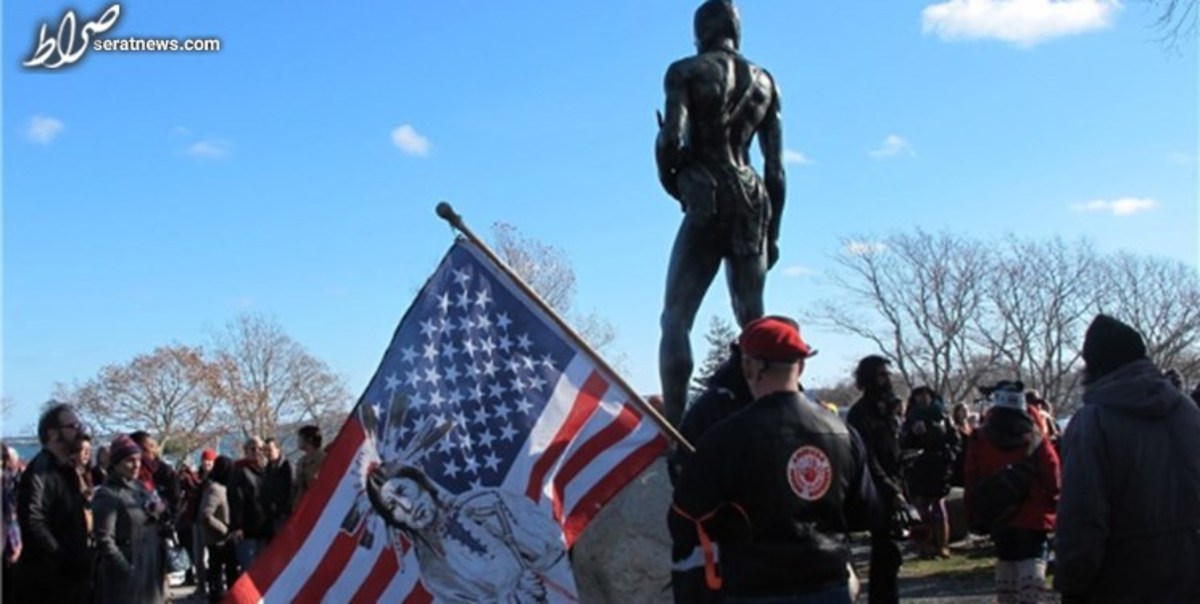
[391,124,431,157]
[186,139,232,159]
[921,0,1119,48]
[27,115,65,144]
[1070,197,1159,216]
[782,264,815,277]
[844,240,888,256]
[869,134,914,158]
[784,149,812,165]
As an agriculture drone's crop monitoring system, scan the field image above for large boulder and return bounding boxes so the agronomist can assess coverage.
[572,457,674,603]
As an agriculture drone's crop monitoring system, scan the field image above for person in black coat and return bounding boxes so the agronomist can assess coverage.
[668,344,754,603]
[262,437,294,540]
[229,437,269,570]
[845,356,906,604]
[900,386,956,559]
[15,403,92,603]
[671,317,883,602]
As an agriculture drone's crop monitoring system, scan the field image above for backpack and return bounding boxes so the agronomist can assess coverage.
[968,432,1043,536]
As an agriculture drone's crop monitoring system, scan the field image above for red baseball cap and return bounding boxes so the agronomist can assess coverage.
[738,315,817,362]
[201,448,218,462]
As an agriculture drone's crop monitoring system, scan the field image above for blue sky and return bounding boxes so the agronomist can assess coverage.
[4,1,1197,436]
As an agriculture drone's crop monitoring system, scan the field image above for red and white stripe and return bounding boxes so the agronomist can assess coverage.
[503,354,668,546]
[227,356,666,603]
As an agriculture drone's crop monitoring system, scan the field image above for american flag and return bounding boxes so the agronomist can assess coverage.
[228,239,668,603]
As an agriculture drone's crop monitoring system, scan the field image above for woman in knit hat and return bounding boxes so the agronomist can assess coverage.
[91,434,167,603]
[964,381,1061,604]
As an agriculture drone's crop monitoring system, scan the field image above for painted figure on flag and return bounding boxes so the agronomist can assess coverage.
[366,461,571,602]
[357,410,572,602]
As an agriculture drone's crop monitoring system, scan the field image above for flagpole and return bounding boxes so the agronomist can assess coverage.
[436,201,695,454]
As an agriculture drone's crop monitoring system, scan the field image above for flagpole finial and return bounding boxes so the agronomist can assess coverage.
[436,202,464,230]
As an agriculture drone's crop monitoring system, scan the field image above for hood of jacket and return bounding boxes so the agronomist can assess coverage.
[982,407,1036,451]
[1083,358,1186,419]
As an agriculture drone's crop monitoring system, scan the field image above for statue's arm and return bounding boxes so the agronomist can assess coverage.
[656,62,690,202]
[758,72,786,264]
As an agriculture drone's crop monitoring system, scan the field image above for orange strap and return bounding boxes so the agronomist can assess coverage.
[671,504,723,590]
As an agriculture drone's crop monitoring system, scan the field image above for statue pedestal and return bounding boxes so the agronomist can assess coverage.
[572,457,673,603]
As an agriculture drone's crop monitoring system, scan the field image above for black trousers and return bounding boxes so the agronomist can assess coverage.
[177,523,195,579]
[206,542,239,601]
[671,568,723,604]
[868,529,901,604]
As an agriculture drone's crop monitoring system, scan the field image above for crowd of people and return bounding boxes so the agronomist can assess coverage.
[2,311,1198,604]
[669,313,1200,604]
[0,412,328,604]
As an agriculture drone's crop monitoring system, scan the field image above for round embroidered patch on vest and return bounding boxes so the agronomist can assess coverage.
[787,445,832,501]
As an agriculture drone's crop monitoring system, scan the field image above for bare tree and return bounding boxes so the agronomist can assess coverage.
[978,237,1100,408]
[489,222,620,355]
[58,345,223,457]
[210,313,351,440]
[812,230,993,404]
[1096,251,1200,374]
[1143,0,1198,47]
[816,230,1200,416]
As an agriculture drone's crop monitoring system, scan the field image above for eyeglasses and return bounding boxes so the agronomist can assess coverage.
[58,421,83,432]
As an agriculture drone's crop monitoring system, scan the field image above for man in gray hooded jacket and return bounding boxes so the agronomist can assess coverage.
[1054,314,1200,604]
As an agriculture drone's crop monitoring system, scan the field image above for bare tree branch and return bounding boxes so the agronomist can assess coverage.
[811,231,992,404]
[489,222,621,360]
[211,313,352,440]
[60,345,225,458]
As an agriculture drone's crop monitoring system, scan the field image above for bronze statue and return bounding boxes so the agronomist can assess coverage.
[656,0,786,426]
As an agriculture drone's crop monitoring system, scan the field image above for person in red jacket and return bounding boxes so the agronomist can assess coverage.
[965,381,1060,604]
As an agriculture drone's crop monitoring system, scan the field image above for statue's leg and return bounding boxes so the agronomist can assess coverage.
[659,221,722,427]
[725,252,768,327]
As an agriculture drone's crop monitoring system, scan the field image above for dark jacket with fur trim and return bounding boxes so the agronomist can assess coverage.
[1054,359,1200,603]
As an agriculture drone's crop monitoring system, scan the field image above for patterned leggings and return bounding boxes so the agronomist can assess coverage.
[995,559,1047,604]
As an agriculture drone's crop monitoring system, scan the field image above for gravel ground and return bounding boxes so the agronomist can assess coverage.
[853,537,1062,604]
[171,538,1061,603]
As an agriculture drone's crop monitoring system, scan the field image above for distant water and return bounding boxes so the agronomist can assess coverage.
[5,439,41,463]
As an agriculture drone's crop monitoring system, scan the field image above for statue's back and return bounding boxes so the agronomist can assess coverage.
[679,50,776,169]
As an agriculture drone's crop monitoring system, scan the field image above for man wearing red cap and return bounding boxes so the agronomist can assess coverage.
[670,316,882,603]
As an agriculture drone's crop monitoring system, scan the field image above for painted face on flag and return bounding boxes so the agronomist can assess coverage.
[379,476,437,530]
